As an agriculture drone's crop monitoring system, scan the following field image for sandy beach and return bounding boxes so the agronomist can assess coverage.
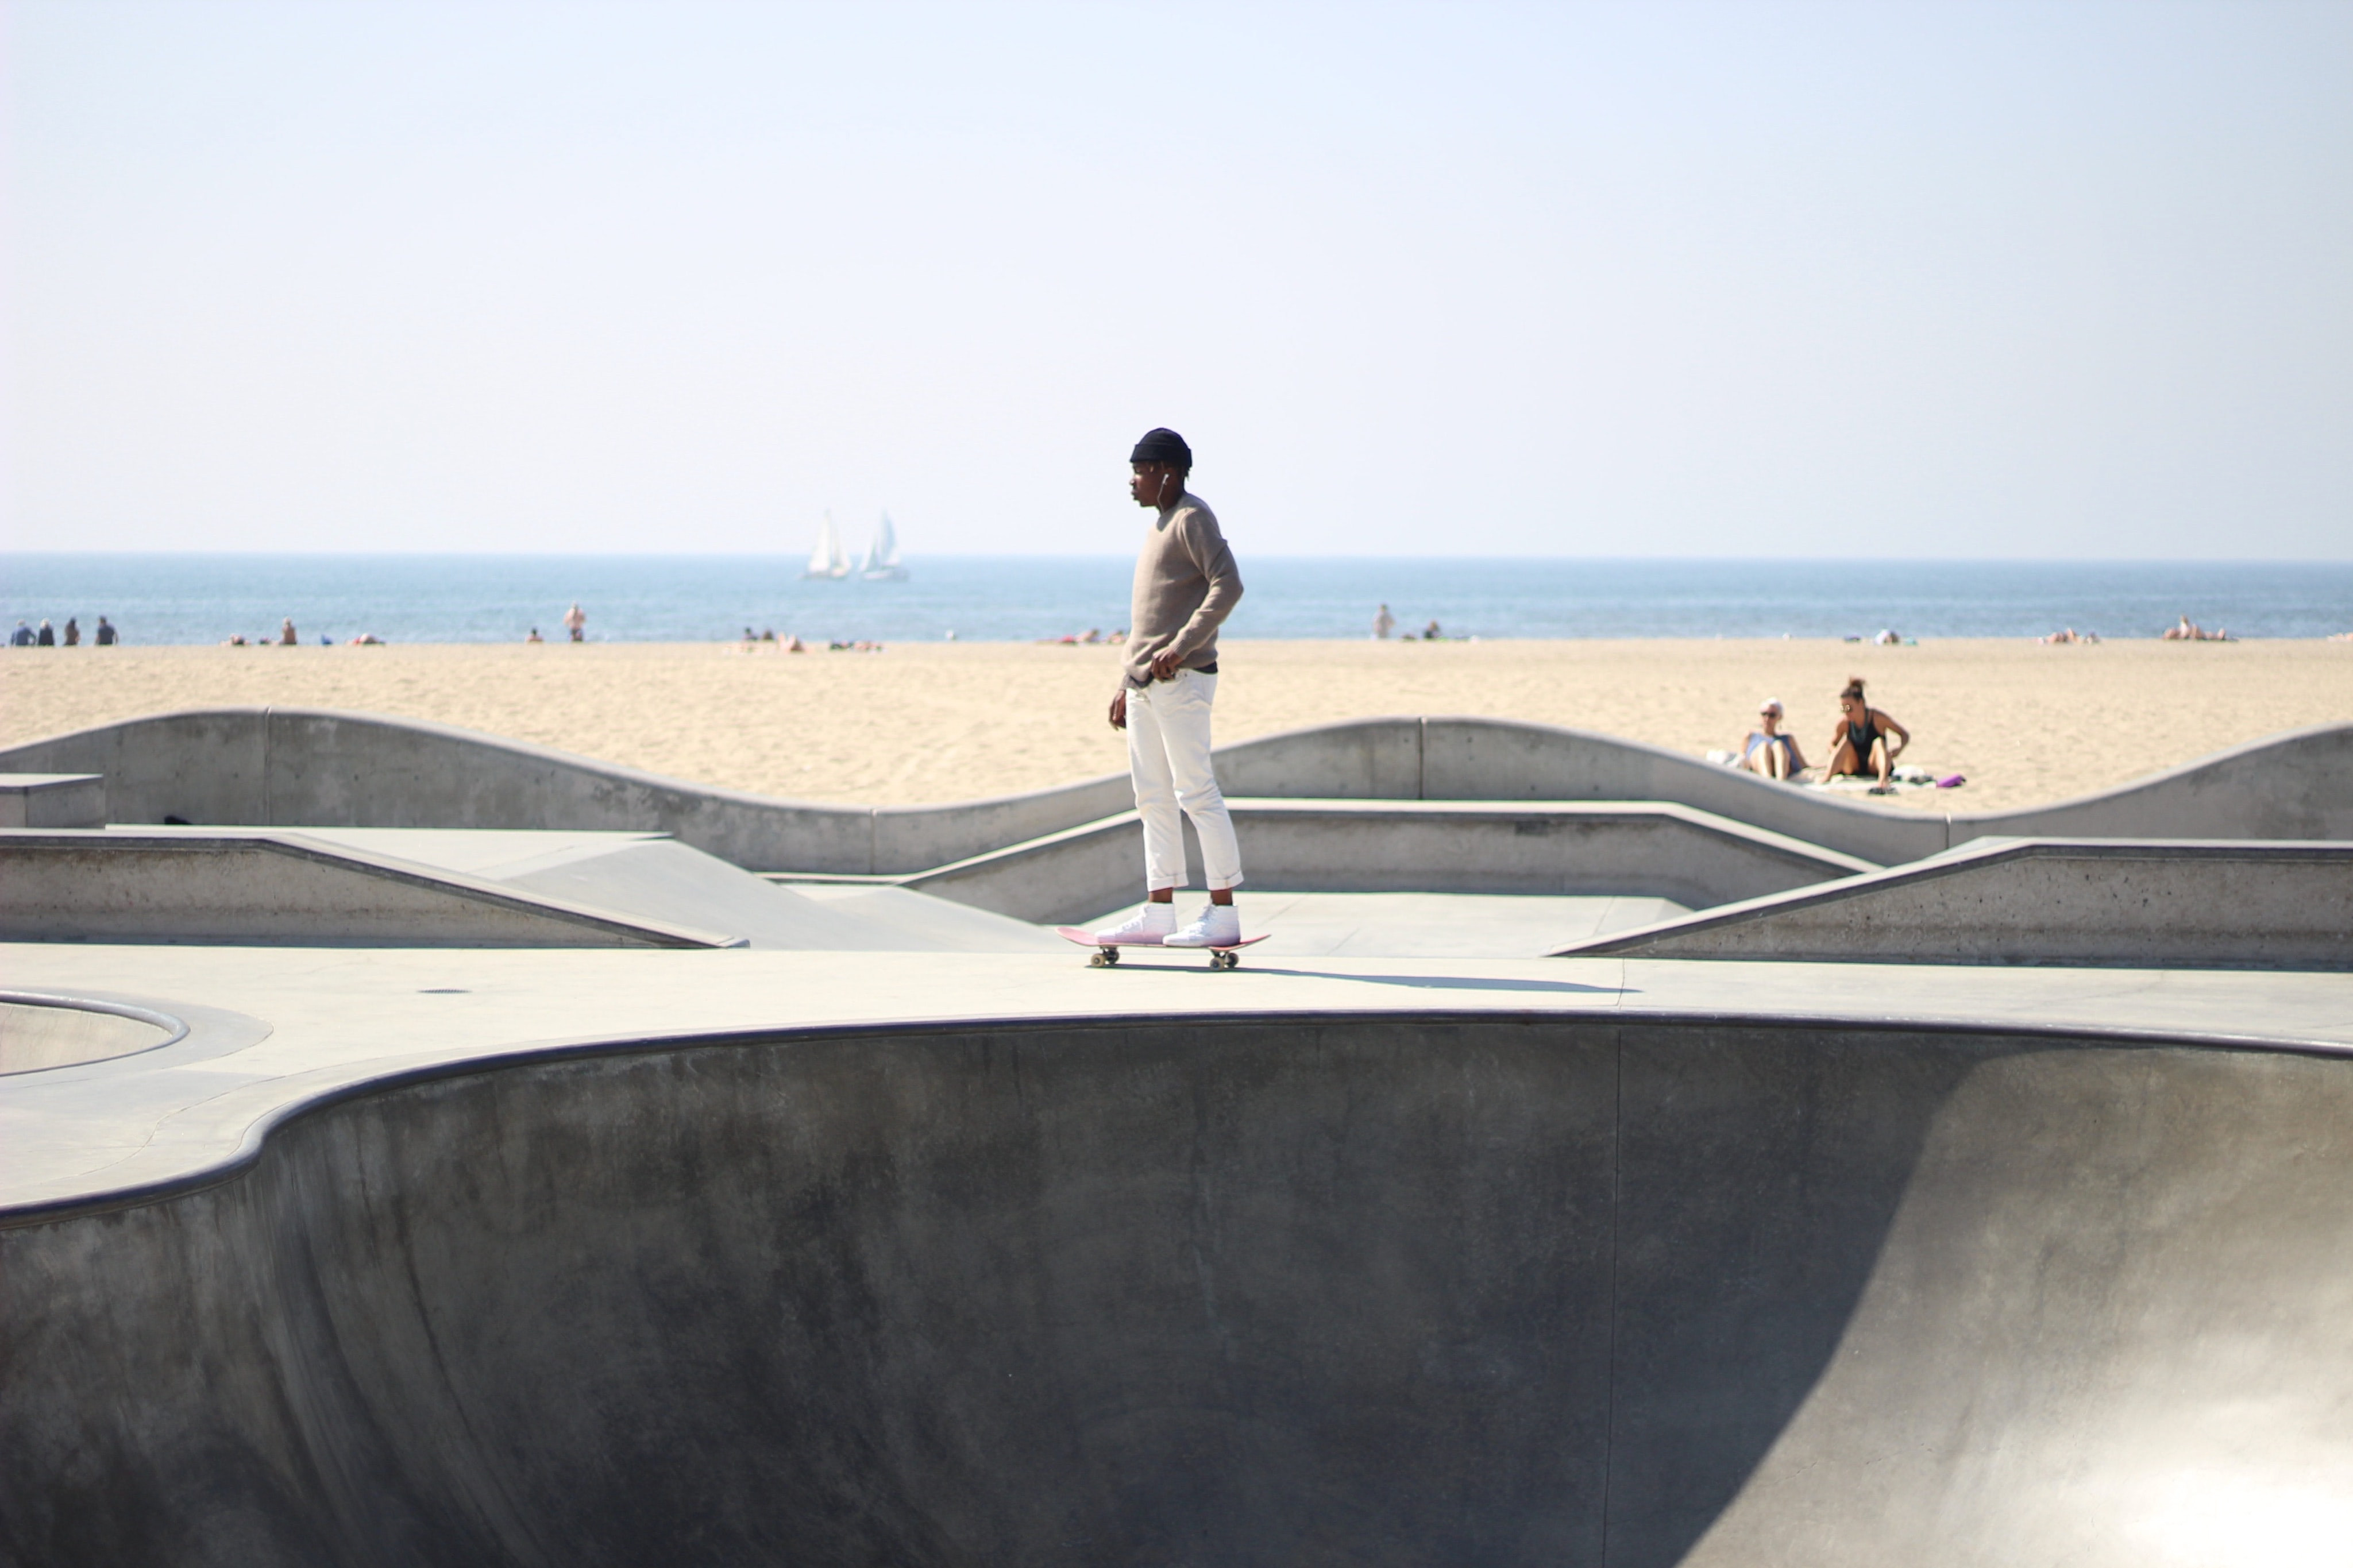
[4,637,2347,815]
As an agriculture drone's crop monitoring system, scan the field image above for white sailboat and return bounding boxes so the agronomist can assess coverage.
[802,511,852,579]
[859,511,909,581]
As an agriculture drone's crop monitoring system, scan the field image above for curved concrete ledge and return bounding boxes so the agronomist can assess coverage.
[0,992,187,1075]
[6,1010,2352,1565]
[4,709,2346,875]
[1559,839,2353,969]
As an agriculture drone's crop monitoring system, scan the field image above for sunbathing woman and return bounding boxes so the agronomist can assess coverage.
[1826,677,1910,794]
[1741,699,1807,781]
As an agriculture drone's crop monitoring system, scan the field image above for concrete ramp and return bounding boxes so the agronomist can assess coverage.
[909,799,1876,924]
[1556,839,2353,969]
[5,1014,2350,1565]
[0,827,1074,953]
[0,830,740,948]
[292,829,1068,952]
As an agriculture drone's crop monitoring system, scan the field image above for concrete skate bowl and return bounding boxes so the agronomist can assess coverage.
[0,993,184,1075]
[7,1015,2352,1567]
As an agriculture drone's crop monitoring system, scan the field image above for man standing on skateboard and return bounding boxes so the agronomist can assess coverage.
[1094,427,1247,949]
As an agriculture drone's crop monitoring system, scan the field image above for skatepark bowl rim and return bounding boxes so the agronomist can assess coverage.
[10,1007,2353,1564]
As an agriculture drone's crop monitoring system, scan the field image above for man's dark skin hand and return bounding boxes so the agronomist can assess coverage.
[1107,459,1189,732]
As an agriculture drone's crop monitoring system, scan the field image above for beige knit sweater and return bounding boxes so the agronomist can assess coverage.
[1121,492,1244,689]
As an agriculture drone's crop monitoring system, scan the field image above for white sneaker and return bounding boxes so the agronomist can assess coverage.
[1092,904,1176,945]
[1163,903,1241,948]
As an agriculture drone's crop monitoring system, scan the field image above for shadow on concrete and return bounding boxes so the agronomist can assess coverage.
[1080,963,1626,994]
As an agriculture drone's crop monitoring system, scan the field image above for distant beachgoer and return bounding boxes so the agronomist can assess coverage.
[1826,676,1910,793]
[759,628,776,642]
[1740,700,1807,781]
[1873,628,1899,646]
[319,634,333,645]
[349,632,383,646]
[1081,628,1102,644]
[280,618,299,646]
[2165,613,2229,642]
[94,616,117,646]
[36,620,55,646]
[62,618,80,646]
[10,621,33,646]
[785,634,806,652]
[563,602,587,642]
[1374,603,1395,640]
[525,627,543,643]
[1421,620,1441,641]
[224,633,248,646]
[2038,627,2099,645]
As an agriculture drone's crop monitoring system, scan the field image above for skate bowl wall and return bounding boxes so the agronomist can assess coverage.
[8,709,2349,875]
[6,1015,2351,1567]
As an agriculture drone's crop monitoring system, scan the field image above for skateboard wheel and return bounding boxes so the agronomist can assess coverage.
[1089,947,1119,968]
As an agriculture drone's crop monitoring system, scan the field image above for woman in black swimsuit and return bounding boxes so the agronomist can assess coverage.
[1826,676,1910,793]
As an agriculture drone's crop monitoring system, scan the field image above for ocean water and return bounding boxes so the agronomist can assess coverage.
[4,554,2349,646]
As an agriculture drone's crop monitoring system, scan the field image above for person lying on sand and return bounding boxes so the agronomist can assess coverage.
[2163,614,2233,642]
[2038,627,2098,644]
[1740,699,1807,781]
[1826,676,1910,794]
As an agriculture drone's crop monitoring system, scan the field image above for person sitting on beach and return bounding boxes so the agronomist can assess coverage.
[1740,699,1807,781]
[525,627,543,643]
[62,617,80,646]
[280,618,299,646]
[2038,627,2098,644]
[36,619,55,646]
[10,621,32,646]
[1421,619,1442,641]
[1825,676,1910,794]
[94,616,117,646]
[785,634,806,652]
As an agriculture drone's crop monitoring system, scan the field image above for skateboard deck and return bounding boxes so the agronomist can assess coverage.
[1056,927,1270,970]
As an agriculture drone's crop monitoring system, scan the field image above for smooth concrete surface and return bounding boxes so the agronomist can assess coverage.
[781,882,1070,952]
[908,800,1874,925]
[0,994,183,1075]
[0,829,738,949]
[3,941,2352,1567]
[1561,839,2353,970]
[1082,892,1692,957]
[0,774,105,829]
[10,709,2346,878]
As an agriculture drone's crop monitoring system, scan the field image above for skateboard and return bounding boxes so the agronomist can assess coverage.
[1055,927,1270,971]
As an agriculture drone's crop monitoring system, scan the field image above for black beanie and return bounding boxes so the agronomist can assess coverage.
[1129,427,1192,469]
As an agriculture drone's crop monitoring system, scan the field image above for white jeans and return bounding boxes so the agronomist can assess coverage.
[1125,669,1244,892]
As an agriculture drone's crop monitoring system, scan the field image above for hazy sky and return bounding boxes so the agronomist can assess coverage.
[7,1,2350,557]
